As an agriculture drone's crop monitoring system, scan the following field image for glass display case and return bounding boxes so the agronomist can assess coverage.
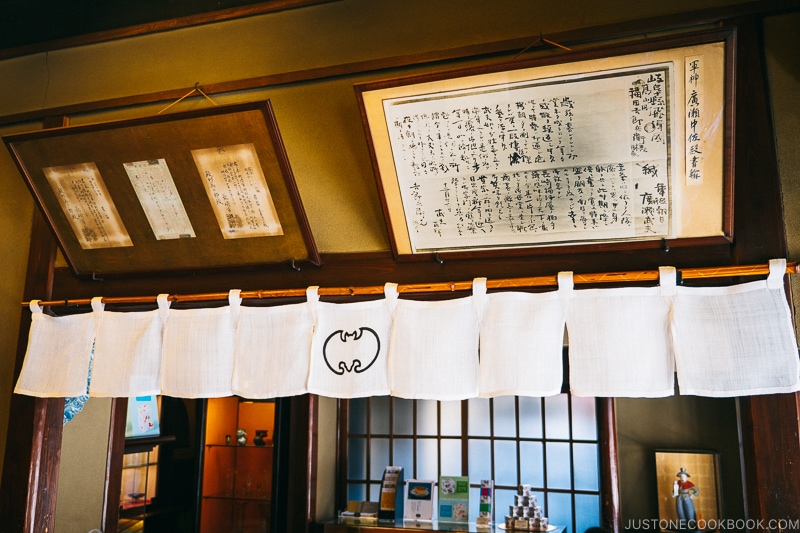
[200,397,275,533]
[118,442,161,532]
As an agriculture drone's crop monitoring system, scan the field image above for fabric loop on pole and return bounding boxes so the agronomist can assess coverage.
[768,258,787,289]
[659,266,678,296]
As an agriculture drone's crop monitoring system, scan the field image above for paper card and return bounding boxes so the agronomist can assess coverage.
[404,479,434,521]
[125,395,160,438]
[438,475,469,522]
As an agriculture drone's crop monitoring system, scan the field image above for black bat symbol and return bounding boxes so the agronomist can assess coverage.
[322,327,381,376]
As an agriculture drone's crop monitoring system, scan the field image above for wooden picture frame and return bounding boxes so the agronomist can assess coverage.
[356,29,734,261]
[3,100,319,277]
[655,450,723,532]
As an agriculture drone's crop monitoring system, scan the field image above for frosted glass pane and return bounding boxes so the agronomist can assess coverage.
[441,400,461,436]
[441,438,462,474]
[468,439,491,482]
[369,484,381,501]
[370,438,390,479]
[545,442,572,490]
[575,493,601,533]
[573,443,599,491]
[494,440,518,486]
[519,441,544,487]
[394,438,414,475]
[418,400,438,435]
[495,488,517,516]
[493,396,517,437]
[571,396,597,440]
[468,486,480,523]
[544,394,570,439]
[546,492,572,531]
[347,484,365,501]
[348,438,366,479]
[349,398,366,434]
[394,398,414,435]
[518,396,543,438]
[468,397,491,436]
[370,396,390,434]
[417,438,439,480]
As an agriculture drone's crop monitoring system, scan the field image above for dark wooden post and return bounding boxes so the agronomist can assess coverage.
[0,191,62,531]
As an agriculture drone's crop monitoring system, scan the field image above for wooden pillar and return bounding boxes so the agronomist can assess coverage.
[731,15,800,518]
[738,394,800,518]
[0,209,61,531]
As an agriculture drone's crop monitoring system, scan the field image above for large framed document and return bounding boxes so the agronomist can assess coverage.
[357,29,734,260]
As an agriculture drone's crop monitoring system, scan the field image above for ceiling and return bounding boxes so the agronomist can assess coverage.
[0,0,337,57]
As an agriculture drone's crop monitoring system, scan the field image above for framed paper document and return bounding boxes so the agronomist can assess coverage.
[4,101,319,276]
[357,29,734,260]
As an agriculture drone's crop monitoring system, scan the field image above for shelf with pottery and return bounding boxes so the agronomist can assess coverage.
[200,397,275,533]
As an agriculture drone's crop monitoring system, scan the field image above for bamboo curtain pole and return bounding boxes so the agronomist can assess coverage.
[21,261,799,308]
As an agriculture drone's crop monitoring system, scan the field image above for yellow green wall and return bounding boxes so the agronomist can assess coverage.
[0,0,798,529]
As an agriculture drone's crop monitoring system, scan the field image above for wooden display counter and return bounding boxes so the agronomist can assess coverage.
[319,518,566,533]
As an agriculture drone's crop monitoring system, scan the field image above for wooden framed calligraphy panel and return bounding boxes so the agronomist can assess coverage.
[4,101,319,276]
[357,29,734,261]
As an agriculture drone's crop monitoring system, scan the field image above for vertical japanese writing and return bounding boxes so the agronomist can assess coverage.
[191,144,283,239]
[685,56,704,184]
[627,71,667,158]
[392,97,578,180]
[125,159,196,240]
[384,66,672,252]
[44,163,133,249]
[406,162,670,240]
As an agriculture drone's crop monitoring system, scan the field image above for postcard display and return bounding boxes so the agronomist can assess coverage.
[379,466,405,520]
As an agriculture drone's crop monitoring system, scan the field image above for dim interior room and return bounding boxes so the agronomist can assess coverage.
[0,1,799,532]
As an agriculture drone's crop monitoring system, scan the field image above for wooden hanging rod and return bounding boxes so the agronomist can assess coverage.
[21,261,798,308]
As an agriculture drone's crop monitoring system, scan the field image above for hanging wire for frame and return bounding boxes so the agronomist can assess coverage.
[157,83,218,115]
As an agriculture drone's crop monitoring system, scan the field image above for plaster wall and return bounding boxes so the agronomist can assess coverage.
[0,0,797,529]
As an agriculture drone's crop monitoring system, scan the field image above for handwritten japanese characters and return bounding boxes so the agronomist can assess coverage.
[191,143,284,239]
[685,56,704,185]
[124,159,196,240]
[43,162,133,249]
[382,66,673,252]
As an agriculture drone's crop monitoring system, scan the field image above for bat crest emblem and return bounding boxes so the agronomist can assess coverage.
[322,327,381,375]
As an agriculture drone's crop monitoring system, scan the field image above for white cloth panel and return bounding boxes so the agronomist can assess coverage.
[672,259,800,396]
[160,290,240,398]
[307,284,398,398]
[389,279,483,400]
[566,269,675,397]
[231,288,316,398]
[478,273,572,397]
[89,294,170,397]
[15,298,101,398]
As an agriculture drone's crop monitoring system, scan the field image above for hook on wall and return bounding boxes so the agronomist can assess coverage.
[290,259,301,272]
[434,252,445,265]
